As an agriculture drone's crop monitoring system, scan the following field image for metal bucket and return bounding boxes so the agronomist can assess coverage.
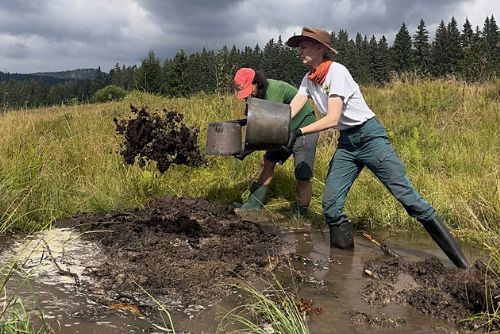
[244,97,291,150]
[205,121,243,155]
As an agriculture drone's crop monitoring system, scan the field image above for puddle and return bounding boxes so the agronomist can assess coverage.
[1,228,102,286]
[283,228,480,334]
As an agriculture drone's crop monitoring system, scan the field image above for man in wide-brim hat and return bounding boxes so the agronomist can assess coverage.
[286,27,338,54]
[283,26,469,269]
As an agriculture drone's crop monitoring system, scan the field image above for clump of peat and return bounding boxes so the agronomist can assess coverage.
[114,105,205,173]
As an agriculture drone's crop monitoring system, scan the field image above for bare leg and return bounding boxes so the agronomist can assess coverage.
[296,179,312,207]
[257,158,276,186]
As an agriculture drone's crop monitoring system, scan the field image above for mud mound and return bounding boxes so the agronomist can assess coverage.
[56,196,284,309]
[114,105,205,173]
[362,256,499,330]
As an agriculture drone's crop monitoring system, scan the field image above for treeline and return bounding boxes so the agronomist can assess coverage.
[0,15,498,111]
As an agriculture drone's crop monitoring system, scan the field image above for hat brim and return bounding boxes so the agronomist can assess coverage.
[237,84,253,100]
[286,35,338,54]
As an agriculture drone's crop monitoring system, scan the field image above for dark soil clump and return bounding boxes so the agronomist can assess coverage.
[362,256,499,330]
[350,311,407,328]
[114,105,205,173]
[56,195,284,310]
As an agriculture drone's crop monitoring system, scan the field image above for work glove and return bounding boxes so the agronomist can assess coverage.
[283,129,303,152]
[233,149,255,161]
[228,118,247,126]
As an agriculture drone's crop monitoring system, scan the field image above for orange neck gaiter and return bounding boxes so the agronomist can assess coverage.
[307,59,333,84]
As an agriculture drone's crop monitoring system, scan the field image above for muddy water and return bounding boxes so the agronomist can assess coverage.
[1,227,477,333]
[283,228,476,334]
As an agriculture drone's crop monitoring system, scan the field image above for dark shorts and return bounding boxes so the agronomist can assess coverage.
[264,132,319,180]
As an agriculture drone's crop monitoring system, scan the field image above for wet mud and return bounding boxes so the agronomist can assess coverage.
[361,255,499,331]
[2,197,498,332]
[114,105,205,173]
[55,195,285,314]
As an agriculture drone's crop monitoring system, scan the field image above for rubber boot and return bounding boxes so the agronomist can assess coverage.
[419,216,469,269]
[294,205,309,218]
[233,182,268,210]
[329,221,354,249]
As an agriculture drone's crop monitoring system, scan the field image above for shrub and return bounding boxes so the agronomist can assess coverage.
[91,85,127,103]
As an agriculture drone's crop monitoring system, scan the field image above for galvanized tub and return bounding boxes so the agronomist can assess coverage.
[244,97,291,151]
[205,121,243,155]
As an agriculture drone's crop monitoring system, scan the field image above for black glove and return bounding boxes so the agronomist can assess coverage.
[233,149,255,161]
[283,129,303,152]
[228,118,247,126]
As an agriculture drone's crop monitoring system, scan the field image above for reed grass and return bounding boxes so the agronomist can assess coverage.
[217,280,309,334]
[0,79,498,246]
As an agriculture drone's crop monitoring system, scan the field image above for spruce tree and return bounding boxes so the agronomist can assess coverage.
[163,49,190,97]
[368,35,378,83]
[93,66,107,92]
[432,20,449,76]
[413,18,431,75]
[460,18,476,81]
[137,51,163,94]
[483,15,499,75]
[335,30,350,66]
[262,38,280,79]
[352,33,371,83]
[447,17,463,75]
[461,18,474,49]
[391,22,413,73]
[377,36,392,83]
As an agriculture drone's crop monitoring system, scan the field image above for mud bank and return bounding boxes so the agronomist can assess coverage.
[55,195,285,313]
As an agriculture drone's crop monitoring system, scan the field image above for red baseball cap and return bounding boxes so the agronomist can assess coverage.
[233,68,255,99]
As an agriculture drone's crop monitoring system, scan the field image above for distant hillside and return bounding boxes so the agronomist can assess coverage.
[33,68,98,80]
[0,71,66,85]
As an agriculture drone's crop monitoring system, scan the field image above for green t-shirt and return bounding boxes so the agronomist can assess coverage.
[265,79,316,131]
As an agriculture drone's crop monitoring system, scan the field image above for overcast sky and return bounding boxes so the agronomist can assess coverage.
[0,0,497,74]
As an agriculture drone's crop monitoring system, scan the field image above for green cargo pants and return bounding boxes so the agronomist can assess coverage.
[323,118,436,226]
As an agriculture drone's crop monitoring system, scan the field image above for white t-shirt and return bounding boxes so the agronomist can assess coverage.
[297,62,375,130]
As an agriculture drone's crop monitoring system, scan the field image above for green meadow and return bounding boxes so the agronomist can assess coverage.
[0,78,498,245]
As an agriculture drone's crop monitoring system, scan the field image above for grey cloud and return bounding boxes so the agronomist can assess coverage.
[0,1,45,14]
[136,0,470,50]
[138,0,246,37]
[0,0,495,73]
[0,3,129,43]
[331,0,470,36]
[4,42,31,59]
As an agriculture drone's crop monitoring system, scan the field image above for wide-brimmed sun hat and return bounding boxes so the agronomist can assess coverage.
[233,67,256,100]
[286,27,338,54]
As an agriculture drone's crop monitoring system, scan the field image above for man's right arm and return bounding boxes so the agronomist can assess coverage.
[289,94,309,119]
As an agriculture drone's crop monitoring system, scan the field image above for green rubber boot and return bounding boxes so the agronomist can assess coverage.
[233,182,268,210]
[294,205,309,218]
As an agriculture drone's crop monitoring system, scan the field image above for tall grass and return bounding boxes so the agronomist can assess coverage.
[0,296,52,334]
[217,280,309,334]
[0,79,498,245]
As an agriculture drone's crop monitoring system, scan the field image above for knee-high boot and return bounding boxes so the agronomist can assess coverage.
[419,216,469,269]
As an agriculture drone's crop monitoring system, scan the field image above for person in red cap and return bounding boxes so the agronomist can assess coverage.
[284,27,468,268]
[232,68,319,217]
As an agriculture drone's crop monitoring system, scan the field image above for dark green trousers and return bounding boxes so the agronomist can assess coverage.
[323,118,436,226]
